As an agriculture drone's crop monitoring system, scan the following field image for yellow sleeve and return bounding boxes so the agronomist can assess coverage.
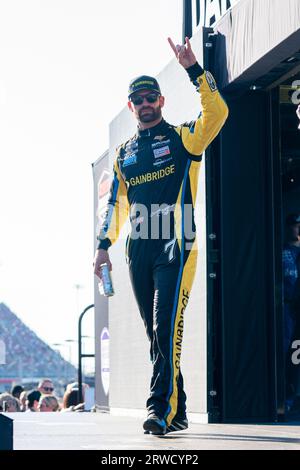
[177,69,229,158]
[97,155,129,250]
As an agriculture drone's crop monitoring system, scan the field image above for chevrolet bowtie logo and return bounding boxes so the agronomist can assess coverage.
[154,135,166,141]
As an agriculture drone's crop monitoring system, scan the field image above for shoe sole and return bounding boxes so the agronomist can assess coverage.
[165,419,188,434]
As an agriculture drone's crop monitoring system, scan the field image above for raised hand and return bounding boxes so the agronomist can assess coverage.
[168,36,197,69]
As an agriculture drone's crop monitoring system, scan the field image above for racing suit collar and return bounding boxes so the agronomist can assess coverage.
[136,118,170,139]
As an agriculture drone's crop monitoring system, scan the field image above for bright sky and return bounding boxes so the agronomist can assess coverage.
[0,0,182,365]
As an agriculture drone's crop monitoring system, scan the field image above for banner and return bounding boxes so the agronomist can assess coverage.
[92,151,110,409]
[183,0,241,38]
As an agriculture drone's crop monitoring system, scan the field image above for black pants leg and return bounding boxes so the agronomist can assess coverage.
[128,240,154,360]
[128,238,197,426]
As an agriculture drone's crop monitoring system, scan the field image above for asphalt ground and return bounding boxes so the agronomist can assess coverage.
[4,411,300,451]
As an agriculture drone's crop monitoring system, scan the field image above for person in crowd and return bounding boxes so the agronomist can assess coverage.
[283,213,300,417]
[19,390,27,412]
[38,379,54,395]
[25,390,41,412]
[61,388,84,412]
[0,392,20,412]
[283,214,300,353]
[38,394,60,412]
[66,382,89,401]
[11,384,24,399]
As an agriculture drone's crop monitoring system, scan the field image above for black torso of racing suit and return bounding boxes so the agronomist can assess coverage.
[98,63,229,426]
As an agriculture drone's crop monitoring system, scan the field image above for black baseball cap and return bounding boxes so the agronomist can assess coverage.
[286,213,300,226]
[128,75,161,98]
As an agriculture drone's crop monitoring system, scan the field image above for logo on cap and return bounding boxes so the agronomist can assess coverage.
[128,75,161,98]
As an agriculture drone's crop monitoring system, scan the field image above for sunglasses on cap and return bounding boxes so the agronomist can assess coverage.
[130,93,160,106]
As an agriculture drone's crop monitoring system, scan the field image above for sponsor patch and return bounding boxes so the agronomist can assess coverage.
[153,156,173,167]
[152,139,171,149]
[205,71,217,92]
[153,145,170,159]
[153,135,167,141]
[123,153,137,167]
[125,142,138,153]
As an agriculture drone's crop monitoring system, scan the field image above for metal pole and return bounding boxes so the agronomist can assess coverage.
[78,304,94,403]
[183,0,192,42]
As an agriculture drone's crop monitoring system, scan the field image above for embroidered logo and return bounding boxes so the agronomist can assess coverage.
[205,71,217,92]
[153,145,170,159]
[153,156,173,167]
[123,153,137,167]
[152,139,171,149]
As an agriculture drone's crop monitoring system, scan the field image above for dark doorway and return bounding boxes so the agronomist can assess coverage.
[208,64,300,422]
[209,89,280,423]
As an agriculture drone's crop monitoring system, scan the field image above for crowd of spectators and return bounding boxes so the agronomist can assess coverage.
[0,304,91,413]
[0,379,88,413]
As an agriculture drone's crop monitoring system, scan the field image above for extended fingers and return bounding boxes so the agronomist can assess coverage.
[168,37,187,56]
[168,37,178,56]
[185,36,192,50]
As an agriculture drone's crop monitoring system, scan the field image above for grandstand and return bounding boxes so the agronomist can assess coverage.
[0,303,77,392]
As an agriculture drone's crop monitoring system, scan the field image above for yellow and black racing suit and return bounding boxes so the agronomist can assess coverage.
[98,62,229,426]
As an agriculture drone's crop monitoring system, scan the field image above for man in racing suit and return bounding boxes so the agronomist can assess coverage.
[94,37,229,435]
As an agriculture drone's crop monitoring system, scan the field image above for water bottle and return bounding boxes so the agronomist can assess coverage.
[98,263,114,297]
